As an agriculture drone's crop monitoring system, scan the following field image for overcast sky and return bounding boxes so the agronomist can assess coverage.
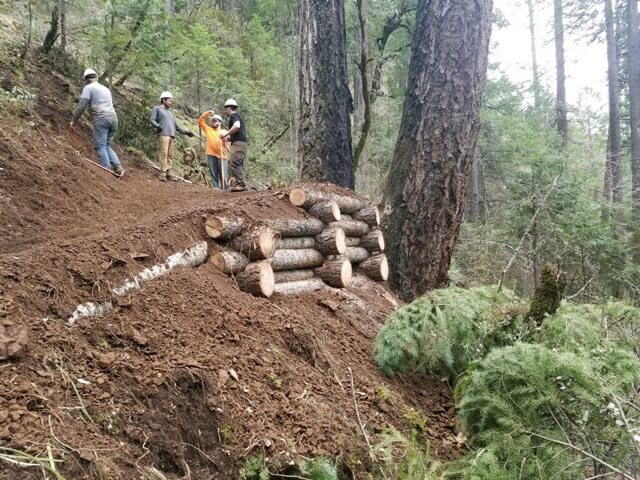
[490,0,608,112]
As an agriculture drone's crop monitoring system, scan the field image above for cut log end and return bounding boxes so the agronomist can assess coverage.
[289,187,307,207]
[360,229,385,252]
[237,261,275,297]
[359,254,389,282]
[315,258,352,288]
[308,200,341,223]
[230,225,276,260]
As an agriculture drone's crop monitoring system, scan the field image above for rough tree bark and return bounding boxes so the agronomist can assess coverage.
[383,0,493,301]
[628,0,640,208]
[298,0,355,188]
[42,1,60,53]
[554,0,569,147]
[353,0,371,172]
[527,0,541,109]
[605,0,623,207]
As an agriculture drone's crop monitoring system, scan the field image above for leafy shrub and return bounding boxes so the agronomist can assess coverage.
[455,342,640,479]
[373,286,524,379]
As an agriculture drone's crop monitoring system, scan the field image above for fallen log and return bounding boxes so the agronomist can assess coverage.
[237,261,275,297]
[275,237,316,250]
[359,254,389,281]
[273,269,315,283]
[360,229,385,252]
[328,219,369,237]
[289,187,363,213]
[274,278,326,295]
[314,258,352,288]
[270,218,324,237]
[308,200,341,223]
[229,225,276,260]
[343,247,370,264]
[209,250,249,274]
[353,204,380,227]
[205,216,245,239]
[270,248,324,271]
[345,237,361,247]
[315,227,346,255]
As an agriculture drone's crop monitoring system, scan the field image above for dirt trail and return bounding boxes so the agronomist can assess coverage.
[0,56,461,479]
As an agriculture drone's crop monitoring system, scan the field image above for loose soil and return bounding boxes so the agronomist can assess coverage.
[0,53,462,479]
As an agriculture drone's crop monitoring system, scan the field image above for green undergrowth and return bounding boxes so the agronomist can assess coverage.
[240,455,337,480]
[373,285,640,479]
[374,285,526,379]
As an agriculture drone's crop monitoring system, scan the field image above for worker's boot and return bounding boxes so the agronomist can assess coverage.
[159,171,167,182]
[113,165,124,178]
[167,170,178,182]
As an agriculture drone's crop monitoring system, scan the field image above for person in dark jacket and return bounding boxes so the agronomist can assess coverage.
[150,91,194,181]
[221,98,248,191]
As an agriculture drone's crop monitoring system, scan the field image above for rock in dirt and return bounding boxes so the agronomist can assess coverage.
[0,322,28,360]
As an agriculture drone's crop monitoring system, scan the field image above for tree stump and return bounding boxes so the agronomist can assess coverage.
[275,237,316,250]
[236,261,275,297]
[359,254,389,281]
[208,250,250,274]
[205,216,245,239]
[274,269,315,283]
[270,218,325,237]
[229,225,276,260]
[315,227,346,255]
[328,219,369,237]
[360,229,385,252]
[308,200,341,223]
[274,278,326,295]
[269,248,324,271]
[314,258,352,287]
[343,247,369,263]
[289,187,363,213]
[353,204,380,227]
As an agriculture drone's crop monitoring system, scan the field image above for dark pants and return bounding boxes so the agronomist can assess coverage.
[229,141,247,188]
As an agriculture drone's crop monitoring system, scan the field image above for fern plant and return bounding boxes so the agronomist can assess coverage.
[374,286,524,378]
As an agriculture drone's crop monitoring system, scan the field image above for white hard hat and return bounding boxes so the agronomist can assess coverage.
[212,114,223,122]
[224,98,238,107]
[160,91,173,100]
[83,68,97,79]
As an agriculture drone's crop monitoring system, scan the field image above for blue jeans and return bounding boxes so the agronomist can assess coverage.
[207,155,228,189]
[92,116,121,169]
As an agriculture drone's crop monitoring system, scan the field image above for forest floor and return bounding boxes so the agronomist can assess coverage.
[0,53,462,479]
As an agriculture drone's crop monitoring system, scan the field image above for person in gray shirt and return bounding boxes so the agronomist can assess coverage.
[150,91,194,181]
[70,68,123,177]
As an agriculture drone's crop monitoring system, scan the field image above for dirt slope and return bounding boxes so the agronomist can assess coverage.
[0,54,461,479]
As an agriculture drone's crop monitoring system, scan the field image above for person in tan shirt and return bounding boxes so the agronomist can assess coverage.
[198,111,229,190]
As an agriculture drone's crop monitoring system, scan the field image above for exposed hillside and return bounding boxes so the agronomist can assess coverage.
[0,53,461,479]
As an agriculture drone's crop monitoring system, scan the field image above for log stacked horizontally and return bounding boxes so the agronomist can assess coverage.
[205,187,388,296]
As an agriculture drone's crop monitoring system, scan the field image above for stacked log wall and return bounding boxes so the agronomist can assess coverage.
[205,187,389,296]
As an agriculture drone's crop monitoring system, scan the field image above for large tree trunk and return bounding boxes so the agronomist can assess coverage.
[554,0,568,147]
[628,0,640,209]
[527,0,541,109]
[42,1,60,53]
[605,0,623,207]
[298,0,355,188]
[383,0,493,301]
[353,0,371,172]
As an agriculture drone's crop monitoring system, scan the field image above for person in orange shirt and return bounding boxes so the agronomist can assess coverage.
[198,110,229,190]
